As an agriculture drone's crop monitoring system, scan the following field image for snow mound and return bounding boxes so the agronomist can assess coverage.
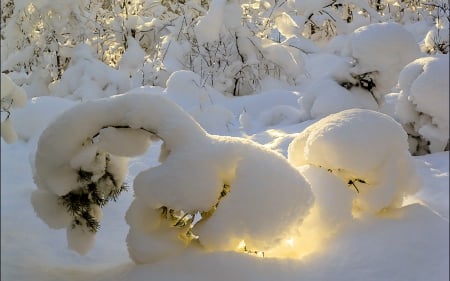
[396,55,449,155]
[288,109,420,216]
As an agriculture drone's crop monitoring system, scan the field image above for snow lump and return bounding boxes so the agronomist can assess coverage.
[288,108,421,217]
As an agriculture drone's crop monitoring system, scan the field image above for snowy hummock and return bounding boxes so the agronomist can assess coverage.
[288,108,421,215]
[32,91,314,262]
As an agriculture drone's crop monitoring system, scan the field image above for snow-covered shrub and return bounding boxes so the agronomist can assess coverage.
[49,44,130,100]
[132,0,306,95]
[31,90,314,262]
[298,77,378,120]
[344,22,421,102]
[396,54,449,155]
[288,108,421,217]
[1,0,93,81]
[422,9,449,54]
[1,74,27,143]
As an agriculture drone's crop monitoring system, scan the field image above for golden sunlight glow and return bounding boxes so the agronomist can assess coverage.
[237,240,246,251]
[286,237,295,247]
[232,206,338,260]
[263,205,334,260]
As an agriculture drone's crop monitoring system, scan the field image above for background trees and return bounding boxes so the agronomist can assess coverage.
[2,0,447,94]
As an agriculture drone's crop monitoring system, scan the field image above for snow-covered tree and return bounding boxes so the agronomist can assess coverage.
[31,90,314,262]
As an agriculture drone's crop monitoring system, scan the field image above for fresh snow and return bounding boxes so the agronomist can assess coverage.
[1,2,449,281]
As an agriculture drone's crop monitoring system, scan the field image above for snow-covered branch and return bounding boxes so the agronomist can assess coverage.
[31,90,313,262]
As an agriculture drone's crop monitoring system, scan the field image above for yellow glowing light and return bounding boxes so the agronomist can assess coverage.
[237,240,246,250]
[286,237,295,247]
[256,251,265,258]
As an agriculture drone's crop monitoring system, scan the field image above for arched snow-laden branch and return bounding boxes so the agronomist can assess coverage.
[31,90,314,262]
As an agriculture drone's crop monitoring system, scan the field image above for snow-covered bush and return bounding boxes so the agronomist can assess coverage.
[396,54,449,155]
[130,0,306,95]
[1,74,27,143]
[49,44,130,100]
[421,0,450,54]
[1,0,93,80]
[288,108,421,216]
[342,22,421,102]
[298,77,378,119]
[31,90,314,262]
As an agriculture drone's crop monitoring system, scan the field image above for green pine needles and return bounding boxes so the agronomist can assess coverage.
[59,153,127,233]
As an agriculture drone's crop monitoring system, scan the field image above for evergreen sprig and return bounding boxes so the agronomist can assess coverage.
[59,152,127,233]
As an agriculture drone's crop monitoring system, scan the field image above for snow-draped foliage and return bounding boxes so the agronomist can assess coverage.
[294,52,378,120]
[396,55,449,155]
[1,0,93,81]
[343,22,421,101]
[10,96,76,142]
[49,44,130,100]
[129,0,306,95]
[118,36,147,88]
[288,109,420,216]
[1,73,27,143]
[298,77,378,120]
[421,0,450,55]
[31,90,314,262]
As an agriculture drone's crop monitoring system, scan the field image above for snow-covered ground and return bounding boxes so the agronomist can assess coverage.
[1,140,449,281]
[1,93,448,280]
